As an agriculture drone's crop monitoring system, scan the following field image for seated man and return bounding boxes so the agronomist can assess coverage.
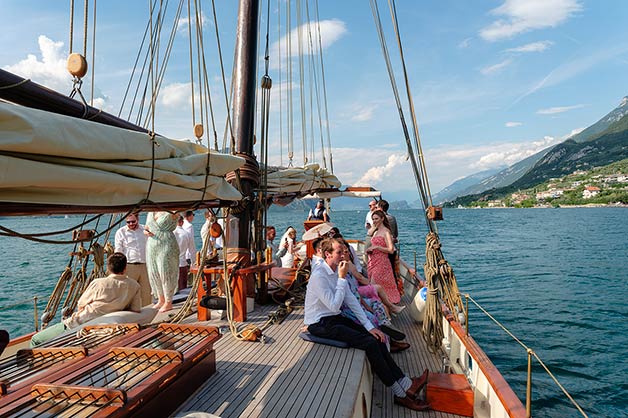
[31,252,141,347]
[307,199,329,222]
[304,238,429,411]
[266,226,287,266]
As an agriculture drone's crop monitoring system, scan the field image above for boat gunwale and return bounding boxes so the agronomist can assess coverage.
[399,259,526,417]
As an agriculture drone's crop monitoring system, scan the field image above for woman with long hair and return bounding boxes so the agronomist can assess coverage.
[366,210,401,305]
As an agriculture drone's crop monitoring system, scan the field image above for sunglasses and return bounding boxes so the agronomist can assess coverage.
[127,220,137,224]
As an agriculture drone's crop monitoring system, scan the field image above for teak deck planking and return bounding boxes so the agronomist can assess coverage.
[173,293,465,418]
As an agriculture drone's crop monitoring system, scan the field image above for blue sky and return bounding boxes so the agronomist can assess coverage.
[2,0,628,200]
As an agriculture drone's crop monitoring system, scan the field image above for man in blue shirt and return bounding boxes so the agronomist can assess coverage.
[304,238,430,411]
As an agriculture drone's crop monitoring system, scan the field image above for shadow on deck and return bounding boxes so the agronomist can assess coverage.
[173,295,464,418]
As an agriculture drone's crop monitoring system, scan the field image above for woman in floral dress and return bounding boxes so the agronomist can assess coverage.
[366,210,401,305]
[145,211,180,312]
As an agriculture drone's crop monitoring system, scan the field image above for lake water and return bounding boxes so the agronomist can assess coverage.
[0,208,626,417]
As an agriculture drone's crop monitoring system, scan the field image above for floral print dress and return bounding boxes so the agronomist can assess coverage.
[146,212,179,301]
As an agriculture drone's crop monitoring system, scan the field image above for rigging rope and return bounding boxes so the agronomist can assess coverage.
[210,0,235,152]
[369,0,468,353]
[368,0,432,231]
[314,0,333,173]
[386,0,433,206]
[296,0,308,165]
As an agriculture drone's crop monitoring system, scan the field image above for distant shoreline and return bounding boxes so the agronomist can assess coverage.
[453,203,628,209]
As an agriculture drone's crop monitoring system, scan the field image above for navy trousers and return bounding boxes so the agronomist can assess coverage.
[308,314,404,386]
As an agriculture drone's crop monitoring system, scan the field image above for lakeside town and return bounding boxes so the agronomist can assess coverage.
[464,159,628,208]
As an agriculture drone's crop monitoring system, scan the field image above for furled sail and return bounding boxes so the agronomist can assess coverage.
[265,164,341,195]
[0,103,244,211]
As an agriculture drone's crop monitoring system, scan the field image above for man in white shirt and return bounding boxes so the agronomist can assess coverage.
[175,215,195,291]
[31,252,141,346]
[183,210,197,264]
[365,199,377,230]
[114,213,151,306]
[304,238,430,411]
[265,226,287,265]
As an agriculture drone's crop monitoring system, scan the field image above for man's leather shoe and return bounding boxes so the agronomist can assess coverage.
[394,395,430,411]
[389,340,410,353]
[381,324,406,341]
[407,369,429,399]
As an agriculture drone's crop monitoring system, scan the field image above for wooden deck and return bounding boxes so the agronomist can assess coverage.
[171,294,465,418]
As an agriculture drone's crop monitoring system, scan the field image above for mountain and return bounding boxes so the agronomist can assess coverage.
[437,95,628,204]
[432,167,504,204]
[446,115,628,206]
[439,150,550,203]
[570,96,628,143]
[510,112,628,189]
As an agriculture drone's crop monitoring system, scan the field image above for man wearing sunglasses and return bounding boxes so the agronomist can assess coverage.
[115,213,151,306]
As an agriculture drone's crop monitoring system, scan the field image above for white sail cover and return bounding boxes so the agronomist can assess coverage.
[0,103,244,207]
[266,164,341,195]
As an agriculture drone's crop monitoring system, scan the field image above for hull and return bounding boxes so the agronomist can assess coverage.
[399,260,526,418]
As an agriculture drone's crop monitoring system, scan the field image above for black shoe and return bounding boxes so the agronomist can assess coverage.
[381,324,406,341]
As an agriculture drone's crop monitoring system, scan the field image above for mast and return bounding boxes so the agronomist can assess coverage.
[229,0,260,248]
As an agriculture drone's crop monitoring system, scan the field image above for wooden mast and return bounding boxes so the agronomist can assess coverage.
[225,0,261,314]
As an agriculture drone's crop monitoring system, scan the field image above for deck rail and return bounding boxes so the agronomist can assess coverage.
[462,293,589,418]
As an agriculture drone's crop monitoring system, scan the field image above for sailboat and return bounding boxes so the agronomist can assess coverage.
[0,1,589,417]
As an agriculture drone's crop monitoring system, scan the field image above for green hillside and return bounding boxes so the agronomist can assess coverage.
[445,124,628,207]
[446,158,628,207]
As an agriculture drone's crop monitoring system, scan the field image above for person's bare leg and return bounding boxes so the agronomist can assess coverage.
[153,295,165,310]
[159,300,173,312]
[376,284,404,314]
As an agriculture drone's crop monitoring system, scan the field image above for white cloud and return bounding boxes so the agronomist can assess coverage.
[351,105,376,122]
[567,127,585,138]
[4,35,71,93]
[505,121,522,127]
[458,38,472,48]
[536,104,585,114]
[424,131,578,192]
[266,128,574,195]
[160,82,192,107]
[91,97,107,110]
[470,135,562,170]
[481,58,513,75]
[269,19,347,69]
[513,43,628,104]
[177,13,209,33]
[505,40,553,53]
[480,0,582,41]
[355,153,409,187]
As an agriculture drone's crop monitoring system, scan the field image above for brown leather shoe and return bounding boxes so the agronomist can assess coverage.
[394,395,430,411]
[389,340,411,353]
[407,369,429,399]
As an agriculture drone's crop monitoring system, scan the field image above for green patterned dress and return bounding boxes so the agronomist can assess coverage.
[146,212,180,301]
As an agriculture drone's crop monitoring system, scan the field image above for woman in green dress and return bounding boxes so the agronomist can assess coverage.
[145,211,180,312]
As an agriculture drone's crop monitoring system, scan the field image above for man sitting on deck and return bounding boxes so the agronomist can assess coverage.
[304,238,430,411]
[31,252,142,347]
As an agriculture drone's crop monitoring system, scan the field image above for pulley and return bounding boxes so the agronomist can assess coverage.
[67,53,88,79]
[194,123,204,141]
[261,74,272,90]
